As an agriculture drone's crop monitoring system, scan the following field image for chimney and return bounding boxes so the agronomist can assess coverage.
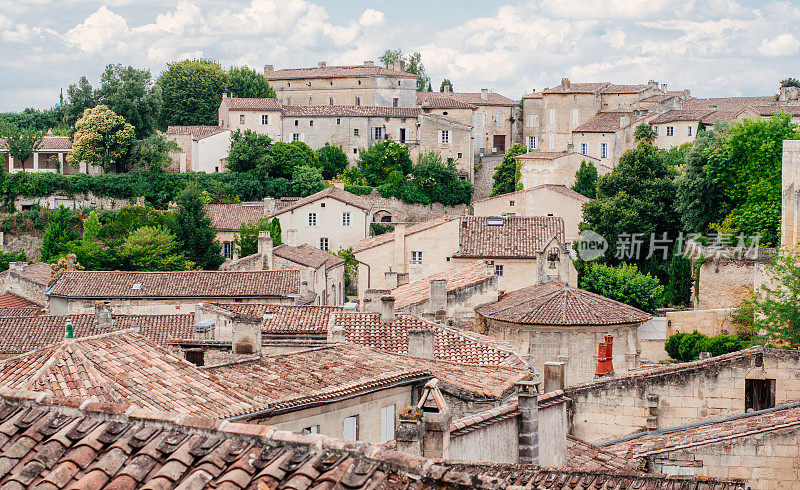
[317,61,327,68]
[232,316,261,355]
[595,334,615,378]
[683,89,691,100]
[300,281,309,298]
[543,362,565,392]
[443,85,451,93]
[660,83,667,93]
[66,254,76,271]
[395,411,424,456]
[561,78,570,89]
[605,334,615,375]
[263,197,276,215]
[380,295,396,323]
[480,88,489,101]
[328,324,347,343]
[397,272,409,287]
[95,302,112,330]
[384,270,399,289]
[65,319,74,340]
[393,224,406,272]
[9,261,26,272]
[364,289,390,312]
[264,64,274,74]
[258,231,274,269]
[408,327,436,359]
[516,380,540,465]
[389,60,405,72]
[428,279,447,317]
[221,93,227,100]
[363,60,375,67]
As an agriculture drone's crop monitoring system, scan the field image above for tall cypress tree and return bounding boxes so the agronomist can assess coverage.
[172,184,224,270]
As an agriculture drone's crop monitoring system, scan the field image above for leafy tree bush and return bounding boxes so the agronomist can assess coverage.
[40,207,78,262]
[677,330,708,362]
[98,206,173,249]
[633,123,656,144]
[68,105,135,173]
[62,76,98,129]
[357,141,413,186]
[5,128,42,172]
[439,79,453,92]
[291,165,326,196]
[0,250,27,272]
[665,331,747,362]
[271,141,317,179]
[97,64,162,139]
[316,143,349,180]
[664,332,685,360]
[172,185,224,270]
[269,217,282,246]
[227,129,272,173]
[234,216,272,258]
[158,59,228,127]
[119,226,188,271]
[665,254,693,307]
[491,144,527,196]
[228,66,276,99]
[572,160,598,198]
[579,263,665,314]
[128,134,180,172]
[343,185,373,196]
[750,248,800,346]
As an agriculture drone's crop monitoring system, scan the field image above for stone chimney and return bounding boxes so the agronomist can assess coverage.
[561,78,570,89]
[393,224,406,271]
[264,64,274,74]
[363,60,375,67]
[384,270,399,289]
[443,85,451,93]
[380,295,396,323]
[660,83,667,93]
[66,254,75,271]
[516,380,540,465]
[8,261,26,272]
[428,279,447,318]
[408,327,436,359]
[480,88,489,101]
[397,272,409,287]
[395,411,424,456]
[594,334,615,378]
[232,316,261,355]
[328,324,347,342]
[317,61,327,68]
[263,197,276,215]
[364,289,390,312]
[258,231,274,269]
[95,302,112,330]
[300,281,309,298]
[544,362,565,393]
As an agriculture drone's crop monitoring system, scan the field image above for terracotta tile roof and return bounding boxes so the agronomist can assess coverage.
[0,313,195,354]
[201,303,347,336]
[603,402,800,461]
[273,243,345,269]
[418,94,477,109]
[422,113,474,129]
[331,312,529,369]
[684,96,776,111]
[407,356,528,398]
[649,109,714,124]
[272,186,373,216]
[477,282,651,326]
[0,306,43,318]
[471,184,589,205]
[282,105,420,118]
[639,94,678,103]
[224,97,281,110]
[3,262,52,286]
[746,104,800,117]
[0,136,72,151]
[0,330,254,417]
[456,216,565,259]
[266,63,418,80]
[415,91,516,107]
[514,150,570,160]
[164,125,227,140]
[543,82,609,94]
[0,292,38,308]
[601,84,651,94]
[205,201,270,231]
[391,260,494,309]
[572,111,648,133]
[567,435,642,472]
[46,270,301,299]
[0,393,637,490]
[354,215,456,253]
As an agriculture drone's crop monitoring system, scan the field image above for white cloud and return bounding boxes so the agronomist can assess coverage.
[136,0,201,35]
[359,9,384,27]
[63,6,129,53]
[758,33,800,57]
[0,14,11,30]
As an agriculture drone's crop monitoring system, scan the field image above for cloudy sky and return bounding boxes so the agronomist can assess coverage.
[1,0,799,111]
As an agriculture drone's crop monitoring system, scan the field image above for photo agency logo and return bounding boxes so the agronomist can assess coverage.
[575,230,608,262]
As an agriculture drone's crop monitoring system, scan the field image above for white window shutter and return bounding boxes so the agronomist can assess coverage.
[300,133,306,142]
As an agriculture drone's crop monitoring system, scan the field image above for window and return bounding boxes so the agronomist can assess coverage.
[410,251,423,265]
[261,114,268,125]
[287,97,292,105]
[549,109,555,125]
[320,202,325,208]
[353,128,359,137]
[222,241,233,259]
[745,378,775,412]
[355,96,361,106]
[309,120,314,127]
[494,264,504,277]
[214,166,219,172]
[294,120,299,126]
[353,148,358,154]
[442,111,448,115]
[572,109,579,126]
[303,425,319,434]
[336,118,341,125]
[373,127,383,140]
[600,143,608,159]
[687,125,693,136]
[496,112,503,128]
[548,133,555,149]
[307,213,317,226]
[342,212,351,226]
[475,113,482,127]
[580,142,587,155]
[509,200,515,206]
[653,125,659,136]
[292,133,300,142]
[318,237,329,251]
[440,130,450,145]
[329,97,334,106]
[529,136,538,149]
[239,115,245,124]
[529,114,538,127]
[343,415,359,441]
[308,97,312,106]
[392,98,399,107]
[666,126,674,136]
[380,405,396,442]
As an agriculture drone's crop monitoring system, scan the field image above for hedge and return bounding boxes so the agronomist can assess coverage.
[343,184,374,196]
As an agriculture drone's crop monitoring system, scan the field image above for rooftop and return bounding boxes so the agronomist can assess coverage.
[476,282,651,326]
[684,96,777,111]
[456,216,565,259]
[272,186,373,217]
[200,303,348,336]
[649,109,715,124]
[418,94,477,109]
[265,63,418,80]
[273,243,346,270]
[471,184,590,206]
[354,215,457,253]
[0,136,72,151]
[391,260,495,310]
[543,82,609,94]
[223,96,282,111]
[46,270,301,299]
[165,125,227,140]
[1,261,52,286]
[601,84,653,94]
[0,292,39,308]
[204,201,271,231]
[282,105,420,118]
[415,91,517,107]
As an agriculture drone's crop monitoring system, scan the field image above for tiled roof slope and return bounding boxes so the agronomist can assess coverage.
[747,104,800,116]
[684,96,776,111]
[331,312,528,369]
[477,282,651,326]
[0,136,72,151]
[471,184,589,205]
[391,260,494,309]
[273,243,345,269]
[46,270,300,298]
[572,111,647,133]
[649,109,714,124]
[603,402,800,460]
[224,97,281,110]
[282,105,420,118]
[0,306,43,318]
[0,293,39,308]
[0,313,195,354]
[601,84,652,94]
[201,303,347,336]
[266,63,418,80]
[456,216,565,258]
[543,82,609,94]
[272,186,373,216]
[0,331,254,417]
[418,94,477,109]
[205,201,269,230]
[353,215,457,253]
[415,91,517,107]
[164,126,227,140]
[2,262,52,286]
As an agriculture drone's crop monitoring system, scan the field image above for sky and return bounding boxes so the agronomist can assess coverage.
[1,0,800,112]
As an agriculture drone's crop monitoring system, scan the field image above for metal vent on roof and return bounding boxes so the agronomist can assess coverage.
[486,217,504,226]
[132,283,142,290]
[263,312,275,320]
[194,319,215,334]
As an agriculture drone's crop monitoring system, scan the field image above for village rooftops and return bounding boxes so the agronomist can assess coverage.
[164,125,227,140]
[543,81,610,94]
[0,261,52,287]
[456,215,566,259]
[273,243,345,269]
[221,96,282,111]
[0,136,72,151]
[264,62,419,80]
[0,292,39,308]
[415,91,517,107]
[476,282,651,326]
[281,105,420,118]
[418,93,477,109]
[684,95,777,111]
[199,303,347,337]
[648,109,717,124]
[390,260,495,310]
[46,269,301,299]
[471,184,589,206]
[353,215,457,253]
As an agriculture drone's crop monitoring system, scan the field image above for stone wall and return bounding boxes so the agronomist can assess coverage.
[450,416,518,463]
[666,308,738,338]
[399,277,499,321]
[694,257,759,310]
[49,295,295,316]
[365,192,467,223]
[15,193,131,211]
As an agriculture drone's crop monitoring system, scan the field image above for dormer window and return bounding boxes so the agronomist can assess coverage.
[486,217,504,226]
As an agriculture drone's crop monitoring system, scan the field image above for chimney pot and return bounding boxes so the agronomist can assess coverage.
[95,302,113,330]
[516,380,540,465]
[428,279,447,317]
[329,324,347,342]
[318,61,326,68]
[363,60,375,67]
[480,88,489,101]
[384,270,399,289]
[408,327,436,359]
[232,317,261,355]
[264,64,274,74]
[380,295,396,323]
[258,230,274,269]
[561,78,570,88]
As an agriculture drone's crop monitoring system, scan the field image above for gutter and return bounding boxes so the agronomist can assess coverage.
[225,374,433,422]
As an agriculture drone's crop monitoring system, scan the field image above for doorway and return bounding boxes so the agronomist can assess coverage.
[745,378,775,412]
[399,128,406,143]
[493,135,506,153]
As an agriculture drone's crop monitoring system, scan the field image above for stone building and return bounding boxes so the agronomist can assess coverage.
[0,136,101,175]
[0,261,51,306]
[476,282,650,386]
[164,125,230,173]
[782,139,800,248]
[217,94,283,139]
[571,111,652,167]
[204,197,297,257]
[264,61,419,108]
[514,151,608,191]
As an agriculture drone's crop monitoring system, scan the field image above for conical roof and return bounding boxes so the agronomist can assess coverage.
[476,282,652,326]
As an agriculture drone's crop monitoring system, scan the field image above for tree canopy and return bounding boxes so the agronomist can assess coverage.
[171,184,224,270]
[572,160,598,198]
[158,59,228,127]
[357,140,413,186]
[67,105,135,172]
[5,128,42,172]
[228,66,275,99]
[490,144,527,196]
[316,143,349,179]
[439,79,454,92]
[97,64,162,138]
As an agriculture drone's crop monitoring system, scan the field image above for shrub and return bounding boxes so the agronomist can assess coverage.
[579,263,665,314]
[665,331,747,362]
[343,185,373,196]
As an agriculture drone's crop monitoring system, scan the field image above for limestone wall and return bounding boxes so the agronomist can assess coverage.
[366,192,467,223]
[694,258,759,310]
[450,416,519,463]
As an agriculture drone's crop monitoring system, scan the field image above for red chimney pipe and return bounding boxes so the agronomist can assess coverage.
[604,334,615,376]
[595,342,607,377]
[595,334,615,377]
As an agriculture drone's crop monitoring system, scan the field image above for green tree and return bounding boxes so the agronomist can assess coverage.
[271,141,317,179]
[270,217,282,246]
[0,250,27,272]
[63,76,98,128]
[357,140,413,186]
[633,123,656,145]
[579,263,665,314]
[158,59,228,127]
[291,165,326,196]
[40,206,78,262]
[119,226,187,271]
[665,254,693,307]
[234,215,272,257]
[5,128,42,172]
[172,184,224,270]
[98,206,174,249]
[228,66,276,98]
[750,248,800,347]
[67,105,135,173]
[490,143,527,196]
[98,64,162,138]
[227,129,272,173]
[336,246,357,294]
[128,133,180,172]
[410,151,473,205]
[378,49,429,91]
[379,49,404,67]
[572,160,598,198]
[316,143,349,179]
[69,211,119,270]
[439,79,454,92]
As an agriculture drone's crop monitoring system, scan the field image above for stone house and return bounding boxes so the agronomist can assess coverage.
[264,61,419,108]
[571,110,652,167]
[45,269,301,315]
[164,125,231,173]
[217,94,283,140]
[476,282,650,386]
[223,231,346,306]
[471,185,590,242]
[514,151,608,192]
[0,261,51,306]
[0,136,101,175]
[204,197,297,258]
